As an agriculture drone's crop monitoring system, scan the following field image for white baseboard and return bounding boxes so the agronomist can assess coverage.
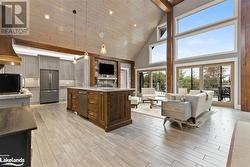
[235,105,241,110]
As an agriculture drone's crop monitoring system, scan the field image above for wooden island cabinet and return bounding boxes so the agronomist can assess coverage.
[67,87,134,132]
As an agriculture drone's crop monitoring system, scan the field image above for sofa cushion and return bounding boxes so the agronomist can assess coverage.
[189,90,201,95]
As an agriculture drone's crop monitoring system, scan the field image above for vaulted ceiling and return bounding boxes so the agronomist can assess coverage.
[16,0,166,60]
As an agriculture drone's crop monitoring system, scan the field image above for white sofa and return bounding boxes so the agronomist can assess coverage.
[141,88,156,102]
[167,90,214,123]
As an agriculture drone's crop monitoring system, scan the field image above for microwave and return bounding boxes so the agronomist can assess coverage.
[0,74,21,93]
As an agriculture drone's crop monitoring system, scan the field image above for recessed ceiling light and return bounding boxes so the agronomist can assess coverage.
[109,10,113,15]
[133,24,137,27]
[44,14,50,20]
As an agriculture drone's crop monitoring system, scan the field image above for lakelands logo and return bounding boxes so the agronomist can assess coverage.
[0,155,25,166]
[0,0,30,35]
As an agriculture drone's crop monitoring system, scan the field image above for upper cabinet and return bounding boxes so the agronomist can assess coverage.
[5,55,39,78]
[59,60,75,80]
[24,56,39,78]
[39,56,60,70]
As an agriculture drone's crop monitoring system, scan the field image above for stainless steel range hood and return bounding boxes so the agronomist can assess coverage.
[0,36,22,66]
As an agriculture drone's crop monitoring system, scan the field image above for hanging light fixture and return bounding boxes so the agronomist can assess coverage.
[100,43,107,55]
[100,0,107,55]
[72,9,78,64]
[83,0,89,59]
[73,56,77,64]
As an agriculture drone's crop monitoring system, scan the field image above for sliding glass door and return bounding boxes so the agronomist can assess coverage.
[138,70,166,95]
[177,62,234,107]
[203,64,233,106]
[177,67,200,92]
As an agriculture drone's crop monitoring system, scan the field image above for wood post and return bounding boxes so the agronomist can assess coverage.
[167,11,173,93]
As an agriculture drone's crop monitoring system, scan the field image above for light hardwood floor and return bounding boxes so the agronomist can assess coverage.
[30,103,250,167]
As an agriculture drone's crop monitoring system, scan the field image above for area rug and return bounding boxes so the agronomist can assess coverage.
[131,103,216,128]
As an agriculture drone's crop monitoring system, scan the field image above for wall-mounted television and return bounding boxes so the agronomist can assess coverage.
[99,63,115,75]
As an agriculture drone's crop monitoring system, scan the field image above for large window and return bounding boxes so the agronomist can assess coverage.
[175,0,238,60]
[176,23,236,59]
[177,0,236,34]
[157,23,167,41]
[149,42,166,64]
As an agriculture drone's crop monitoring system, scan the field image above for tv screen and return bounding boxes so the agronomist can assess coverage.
[0,74,21,93]
[99,63,114,75]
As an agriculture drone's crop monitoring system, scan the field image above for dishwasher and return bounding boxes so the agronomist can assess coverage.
[78,90,88,118]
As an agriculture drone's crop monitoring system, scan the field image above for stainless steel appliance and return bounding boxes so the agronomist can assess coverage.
[0,74,21,93]
[40,69,59,104]
[78,90,88,117]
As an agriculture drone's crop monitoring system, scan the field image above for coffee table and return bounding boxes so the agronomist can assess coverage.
[148,96,167,108]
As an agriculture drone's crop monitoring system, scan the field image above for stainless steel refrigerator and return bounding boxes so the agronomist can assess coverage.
[40,69,59,104]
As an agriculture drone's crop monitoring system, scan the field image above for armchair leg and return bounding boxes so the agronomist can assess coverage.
[177,121,183,130]
[163,117,168,126]
[192,117,196,124]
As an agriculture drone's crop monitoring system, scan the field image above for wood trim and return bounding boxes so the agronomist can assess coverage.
[167,11,173,93]
[117,62,121,88]
[131,62,135,88]
[89,56,135,88]
[79,53,134,64]
[14,38,84,55]
[152,0,172,12]
[14,38,134,64]
[240,0,250,111]
[89,56,96,87]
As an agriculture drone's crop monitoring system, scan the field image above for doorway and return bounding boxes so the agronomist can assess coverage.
[138,70,166,96]
[121,69,128,88]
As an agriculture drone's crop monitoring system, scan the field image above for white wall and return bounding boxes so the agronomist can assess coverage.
[135,15,167,69]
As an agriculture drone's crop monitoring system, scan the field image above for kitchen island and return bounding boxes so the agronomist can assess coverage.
[67,87,135,132]
[0,107,37,167]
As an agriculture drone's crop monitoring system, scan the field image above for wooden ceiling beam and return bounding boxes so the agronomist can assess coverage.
[152,0,173,12]
[13,38,84,55]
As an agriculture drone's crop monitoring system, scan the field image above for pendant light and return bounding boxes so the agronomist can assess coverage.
[72,9,77,64]
[83,0,89,59]
[100,0,107,55]
[73,57,77,64]
[100,43,107,55]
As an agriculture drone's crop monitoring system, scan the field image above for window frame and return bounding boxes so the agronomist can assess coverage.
[157,22,167,41]
[175,0,238,36]
[175,20,238,61]
[149,40,167,64]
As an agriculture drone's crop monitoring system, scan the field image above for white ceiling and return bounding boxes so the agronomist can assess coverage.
[16,0,164,60]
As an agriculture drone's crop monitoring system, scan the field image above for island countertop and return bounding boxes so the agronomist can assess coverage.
[0,88,32,100]
[68,87,135,92]
[0,106,37,137]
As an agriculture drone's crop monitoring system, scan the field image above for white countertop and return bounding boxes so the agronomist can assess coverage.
[0,89,33,100]
[68,87,135,92]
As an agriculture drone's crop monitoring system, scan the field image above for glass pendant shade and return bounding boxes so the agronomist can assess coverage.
[100,44,107,55]
[84,51,89,59]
